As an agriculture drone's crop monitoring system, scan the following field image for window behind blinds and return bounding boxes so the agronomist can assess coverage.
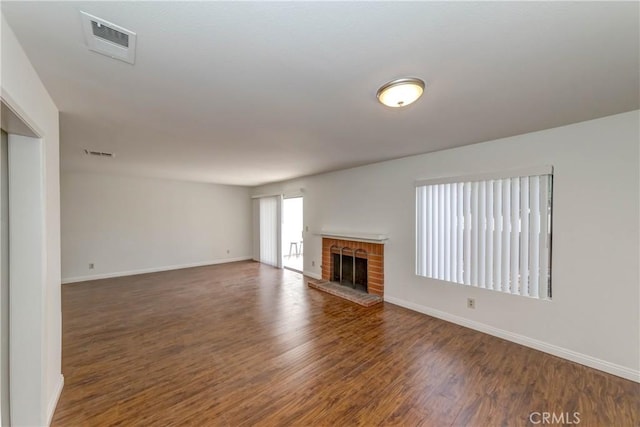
[259,196,280,267]
[416,168,553,299]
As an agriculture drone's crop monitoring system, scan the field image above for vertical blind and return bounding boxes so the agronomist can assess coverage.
[259,196,280,267]
[416,169,553,299]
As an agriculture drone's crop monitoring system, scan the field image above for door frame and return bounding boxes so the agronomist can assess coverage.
[1,94,50,426]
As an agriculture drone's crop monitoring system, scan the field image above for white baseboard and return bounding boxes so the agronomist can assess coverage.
[47,374,64,426]
[303,270,322,280]
[384,295,640,383]
[61,256,253,284]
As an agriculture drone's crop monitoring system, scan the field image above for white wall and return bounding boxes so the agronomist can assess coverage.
[9,136,48,427]
[252,111,640,382]
[61,172,253,282]
[0,131,9,426]
[1,13,63,426]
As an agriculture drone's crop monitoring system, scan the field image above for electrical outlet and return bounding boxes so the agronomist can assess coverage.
[89,263,95,270]
[311,261,315,267]
[467,298,475,309]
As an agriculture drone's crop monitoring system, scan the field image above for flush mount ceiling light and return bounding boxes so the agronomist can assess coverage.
[376,77,425,108]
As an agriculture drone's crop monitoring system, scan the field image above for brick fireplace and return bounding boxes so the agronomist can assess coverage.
[321,237,384,297]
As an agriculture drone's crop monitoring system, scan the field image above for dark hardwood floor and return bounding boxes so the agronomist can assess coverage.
[53,261,638,426]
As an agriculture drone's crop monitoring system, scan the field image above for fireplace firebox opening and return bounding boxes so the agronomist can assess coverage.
[322,238,384,297]
[330,247,368,293]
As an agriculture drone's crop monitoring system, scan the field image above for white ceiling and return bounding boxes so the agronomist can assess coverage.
[2,2,638,186]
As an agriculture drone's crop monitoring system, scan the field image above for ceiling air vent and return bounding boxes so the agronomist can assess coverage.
[84,149,115,158]
[80,11,136,64]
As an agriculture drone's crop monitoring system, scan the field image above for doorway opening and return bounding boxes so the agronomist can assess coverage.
[282,197,303,272]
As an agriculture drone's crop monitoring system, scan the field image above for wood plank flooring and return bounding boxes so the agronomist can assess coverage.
[53,261,639,426]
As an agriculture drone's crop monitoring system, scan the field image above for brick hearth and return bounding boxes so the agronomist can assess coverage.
[321,238,384,296]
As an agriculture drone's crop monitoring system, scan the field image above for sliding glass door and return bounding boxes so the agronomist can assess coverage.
[282,197,303,272]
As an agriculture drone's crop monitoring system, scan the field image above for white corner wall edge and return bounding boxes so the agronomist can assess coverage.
[61,256,253,284]
[303,270,322,280]
[384,296,640,383]
[46,374,63,426]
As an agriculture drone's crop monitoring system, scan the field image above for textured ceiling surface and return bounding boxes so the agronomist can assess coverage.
[2,2,638,186]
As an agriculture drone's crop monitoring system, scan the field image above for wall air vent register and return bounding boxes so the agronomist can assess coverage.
[84,149,115,158]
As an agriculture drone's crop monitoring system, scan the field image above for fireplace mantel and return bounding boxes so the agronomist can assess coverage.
[318,231,388,244]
